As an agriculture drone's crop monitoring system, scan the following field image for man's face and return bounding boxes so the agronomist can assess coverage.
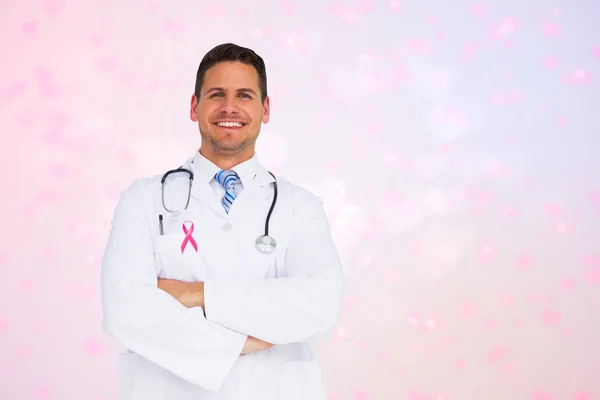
[190,61,270,160]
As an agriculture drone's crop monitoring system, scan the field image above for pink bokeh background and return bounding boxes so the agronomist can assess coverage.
[1,0,600,399]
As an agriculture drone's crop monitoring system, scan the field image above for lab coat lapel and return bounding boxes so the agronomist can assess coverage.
[172,157,225,219]
[190,180,228,219]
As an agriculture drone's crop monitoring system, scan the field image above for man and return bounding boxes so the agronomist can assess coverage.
[100,43,345,400]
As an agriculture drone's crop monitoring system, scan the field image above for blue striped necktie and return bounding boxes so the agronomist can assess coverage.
[215,170,239,214]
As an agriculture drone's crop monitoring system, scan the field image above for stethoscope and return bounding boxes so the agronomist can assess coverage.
[159,167,278,254]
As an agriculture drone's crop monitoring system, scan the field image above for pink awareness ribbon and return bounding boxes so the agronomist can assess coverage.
[181,220,198,253]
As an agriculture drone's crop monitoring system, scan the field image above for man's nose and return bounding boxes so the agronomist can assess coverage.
[219,96,239,114]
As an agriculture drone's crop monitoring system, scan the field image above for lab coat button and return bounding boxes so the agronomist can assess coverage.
[223,223,232,231]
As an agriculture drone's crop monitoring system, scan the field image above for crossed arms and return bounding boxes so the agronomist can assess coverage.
[155,279,272,355]
[100,180,344,393]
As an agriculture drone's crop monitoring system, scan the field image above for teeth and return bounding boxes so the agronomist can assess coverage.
[216,121,243,127]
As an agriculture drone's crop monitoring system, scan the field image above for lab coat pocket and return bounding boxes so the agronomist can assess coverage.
[119,353,165,400]
[282,360,328,400]
[155,233,208,282]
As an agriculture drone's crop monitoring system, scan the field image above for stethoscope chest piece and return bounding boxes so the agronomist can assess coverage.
[256,235,276,253]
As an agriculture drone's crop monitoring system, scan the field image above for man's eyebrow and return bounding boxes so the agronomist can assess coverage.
[204,87,258,96]
[204,87,226,94]
[237,88,258,96]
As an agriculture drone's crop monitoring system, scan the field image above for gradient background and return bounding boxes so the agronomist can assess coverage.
[1,0,600,399]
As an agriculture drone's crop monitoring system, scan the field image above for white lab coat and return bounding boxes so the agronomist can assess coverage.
[100,151,345,400]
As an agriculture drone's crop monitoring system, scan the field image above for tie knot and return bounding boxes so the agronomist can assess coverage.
[215,170,239,189]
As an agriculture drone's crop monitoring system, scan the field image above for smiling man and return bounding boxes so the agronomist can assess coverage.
[101,43,345,400]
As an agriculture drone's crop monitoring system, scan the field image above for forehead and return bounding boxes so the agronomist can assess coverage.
[202,61,260,90]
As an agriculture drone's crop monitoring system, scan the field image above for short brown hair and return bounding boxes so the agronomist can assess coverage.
[194,43,268,103]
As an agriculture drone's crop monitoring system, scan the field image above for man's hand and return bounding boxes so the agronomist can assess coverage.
[158,279,274,355]
[157,279,204,309]
[241,336,274,355]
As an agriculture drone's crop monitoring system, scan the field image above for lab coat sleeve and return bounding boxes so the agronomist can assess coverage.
[204,190,344,345]
[101,180,247,393]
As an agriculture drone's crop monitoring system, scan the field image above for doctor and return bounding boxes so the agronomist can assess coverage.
[100,42,345,400]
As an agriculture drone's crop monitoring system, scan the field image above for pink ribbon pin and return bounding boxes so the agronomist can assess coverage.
[181,220,198,253]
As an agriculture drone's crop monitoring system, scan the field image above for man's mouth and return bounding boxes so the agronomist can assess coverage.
[214,121,246,128]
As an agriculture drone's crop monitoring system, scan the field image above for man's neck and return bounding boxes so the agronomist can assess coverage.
[199,146,254,170]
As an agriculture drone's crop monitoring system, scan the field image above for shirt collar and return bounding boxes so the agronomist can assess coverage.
[190,150,261,188]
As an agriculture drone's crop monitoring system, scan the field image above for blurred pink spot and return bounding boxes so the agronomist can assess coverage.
[333,326,349,339]
[543,56,559,69]
[164,20,186,37]
[49,163,69,177]
[491,91,506,105]
[406,241,422,255]
[16,346,31,358]
[98,56,119,72]
[21,21,38,38]
[557,116,567,126]
[388,0,401,10]
[532,390,553,400]
[324,1,342,14]
[88,33,106,46]
[541,309,560,326]
[484,319,496,329]
[406,312,420,327]
[282,1,297,14]
[573,392,592,400]
[460,301,477,318]
[499,293,514,307]
[84,339,105,356]
[543,203,563,217]
[486,160,507,177]
[477,242,495,263]
[343,295,359,310]
[462,42,480,62]
[542,22,560,37]
[34,385,51,399]
[2,81,26,100]
[43,0,65,15]
[594,47,600,59]
[355,390,369,400]
[499,205,518,219]
[35,66,62,99]
[40,130,63,145]
[407,390,430,400]
[590,192,600,213]
[515,253,531,269]
[555,221,572,235]
[490,17,520,39]
[383,268,402,282]
[584,266,600,284]
[507,90,524,103]
[202,4,225,18]
[488,346,508,364]
[0,318,9,333]
[580,255,600,266]
[560,278,576,290]
[18,279,33,292]
[471,4,487,17]
[407,38,433,55]
[328,395,341,400]
[562,68,592,84]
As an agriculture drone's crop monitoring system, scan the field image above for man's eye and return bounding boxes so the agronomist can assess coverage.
[240,93,251,99]
[211,93,224,97]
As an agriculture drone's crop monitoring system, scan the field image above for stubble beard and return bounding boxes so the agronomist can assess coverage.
[200,128,258,156]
